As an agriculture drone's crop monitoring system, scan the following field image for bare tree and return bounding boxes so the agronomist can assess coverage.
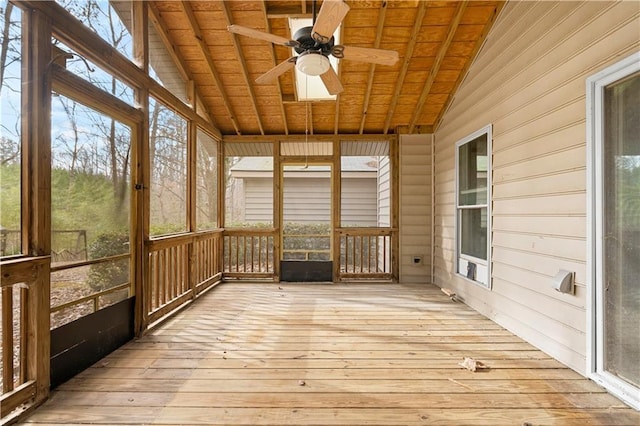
[0,1,15,96]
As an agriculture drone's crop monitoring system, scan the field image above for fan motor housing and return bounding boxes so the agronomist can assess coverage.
[293,26,334,56]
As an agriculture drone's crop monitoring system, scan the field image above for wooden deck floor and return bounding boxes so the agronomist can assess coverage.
[21,282,640,425]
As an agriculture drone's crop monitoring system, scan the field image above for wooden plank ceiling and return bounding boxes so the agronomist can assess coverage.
[150,0,503,137]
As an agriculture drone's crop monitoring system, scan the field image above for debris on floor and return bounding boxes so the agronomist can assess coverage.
[458,357,489,372]
[441,287,457,301]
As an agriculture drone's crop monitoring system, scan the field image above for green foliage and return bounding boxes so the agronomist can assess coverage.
[87,231,130,291]
[51,167,127,234]
[149,223,188,237]
[283,222,331,235]
[0,163,21,231]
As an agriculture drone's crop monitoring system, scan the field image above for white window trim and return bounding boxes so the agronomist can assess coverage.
[454,124,492,288]
[586,51,640,411]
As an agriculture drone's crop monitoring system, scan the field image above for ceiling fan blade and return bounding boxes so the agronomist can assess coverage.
[320,65,344,95]
[228,25,299,47]
[336,45,399,66]
[255,57,297,84]
[311,0,350,44]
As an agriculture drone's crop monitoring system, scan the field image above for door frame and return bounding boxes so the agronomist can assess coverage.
[278,158,335,281]
[586,51,640,410]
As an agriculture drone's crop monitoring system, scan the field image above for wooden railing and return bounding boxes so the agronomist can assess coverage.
[337,228,394,280]
[146,230,222,325]
[50,253,131,327]
[222,229,276,279]
[282,233,331,261]
[1,256,50,422]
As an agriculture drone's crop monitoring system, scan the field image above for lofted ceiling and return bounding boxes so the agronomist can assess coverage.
[149,0,503,137]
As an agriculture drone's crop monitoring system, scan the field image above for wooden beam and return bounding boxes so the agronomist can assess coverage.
[261,0,289,135]
[181,1,242,135]
[23,6,51,406]
[358,1,388,134]
[382,1,428,134]
[51,64,143,126]
[266,4,311,19]
[409,1,468,133]
[433,1,506,131]
[221,1,265,135]
[222,134,395,144]
[131,1,148,73]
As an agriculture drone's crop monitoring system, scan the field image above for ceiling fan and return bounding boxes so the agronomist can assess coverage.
[228,0,399,95]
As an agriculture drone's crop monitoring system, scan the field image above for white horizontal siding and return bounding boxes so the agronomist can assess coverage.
[378,156,391,227]
[342,178,377,226]
[243,177,377,226]
[433,0,639,374]
[282,178,331,223]
[399,134,432,283]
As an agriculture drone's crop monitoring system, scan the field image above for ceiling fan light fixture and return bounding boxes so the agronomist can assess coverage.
[296,52,330,76]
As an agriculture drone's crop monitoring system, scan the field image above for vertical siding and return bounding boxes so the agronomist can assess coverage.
[399,134,433,283]
[433,1,639,374]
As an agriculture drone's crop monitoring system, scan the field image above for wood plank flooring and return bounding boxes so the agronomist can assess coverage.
[21,283,640,425]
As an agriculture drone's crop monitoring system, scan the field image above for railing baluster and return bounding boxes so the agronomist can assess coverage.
[2,286,15,393]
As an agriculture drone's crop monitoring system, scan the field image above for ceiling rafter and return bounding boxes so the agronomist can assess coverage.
[266,5,310,19]
[409,1,468,133]
[358,0,388,134]
[382,1,429,134]
[148,3,216,128]
[260,1,290,135]
[221,0,265,135]
[433,1,506,131]
[180,1,242,135]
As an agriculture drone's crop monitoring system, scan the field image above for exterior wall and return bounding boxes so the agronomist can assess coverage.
[243,177,377,225]
[377,156,391,227]
[399,134,432,283]
[433,0,639,374]
[341,178,378,226]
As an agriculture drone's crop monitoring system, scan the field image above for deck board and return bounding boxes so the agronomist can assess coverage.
[21,282,640,425]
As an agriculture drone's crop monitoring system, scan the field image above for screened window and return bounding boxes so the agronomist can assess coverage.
[455,126,491,286]
[52,39,134,105]
[50,93,132,328]
[55,0,132,60]
[149,97,188,236]
[340,141,390,227]
[224,142,273,228]
[0,3,23,257]
[196,129,218,231]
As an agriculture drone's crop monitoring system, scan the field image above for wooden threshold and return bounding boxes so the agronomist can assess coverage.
[21,283,640,425]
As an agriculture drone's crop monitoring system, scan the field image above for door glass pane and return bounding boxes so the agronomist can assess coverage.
[603,72,640,388]
[282,164,331,261]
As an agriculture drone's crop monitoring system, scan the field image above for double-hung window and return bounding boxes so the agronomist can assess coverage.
[455,125,492,287]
